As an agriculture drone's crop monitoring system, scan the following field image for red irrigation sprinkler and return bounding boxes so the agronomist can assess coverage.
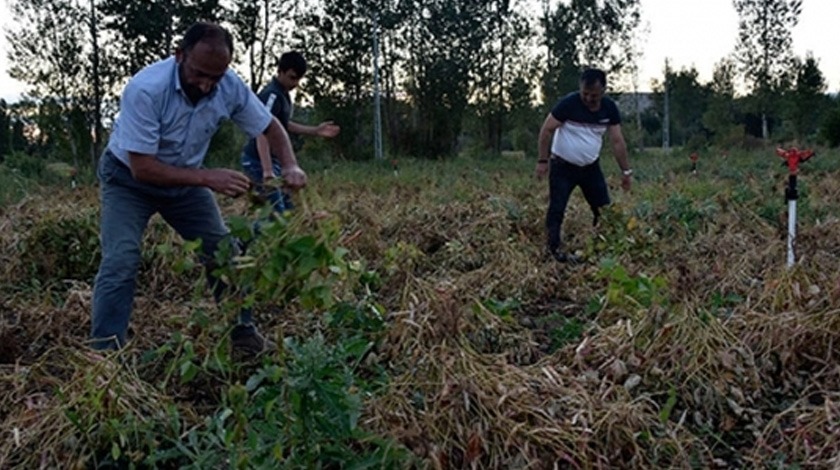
[776,147,815,267]
[689,152,699,174]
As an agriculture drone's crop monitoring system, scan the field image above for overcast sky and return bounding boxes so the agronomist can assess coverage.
[637,0,838,92]
[1,0,837,102]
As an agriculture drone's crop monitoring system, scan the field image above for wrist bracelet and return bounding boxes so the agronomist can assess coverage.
[622,168,633,176]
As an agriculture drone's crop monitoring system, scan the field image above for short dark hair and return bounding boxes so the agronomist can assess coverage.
[180,22,234,55]
[277,51,307,76]
[580,68,607,88]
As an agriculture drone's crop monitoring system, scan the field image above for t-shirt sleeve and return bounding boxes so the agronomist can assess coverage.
[550,96,572,122]
[607,99,622,125]
[118,81,161,155]
[230,74,273,138]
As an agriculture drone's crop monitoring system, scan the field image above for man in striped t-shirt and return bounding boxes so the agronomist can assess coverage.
[535,68,632,263]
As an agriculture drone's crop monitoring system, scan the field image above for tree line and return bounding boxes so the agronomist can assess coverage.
[1,0,838,169]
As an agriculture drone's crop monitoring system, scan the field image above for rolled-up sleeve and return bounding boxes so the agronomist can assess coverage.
[118,81,161,155]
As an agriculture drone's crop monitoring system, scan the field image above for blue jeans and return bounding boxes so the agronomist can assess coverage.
[90,152,254,350]
[240,153,294,213]
[546,157,610,253]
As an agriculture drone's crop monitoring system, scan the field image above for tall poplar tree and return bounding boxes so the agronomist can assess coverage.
[7,0,93,166]
[733,0,801,139]
[402,0,487,157]
[229,0,295,91]
[470,0,534,153]
[541,0,642,104]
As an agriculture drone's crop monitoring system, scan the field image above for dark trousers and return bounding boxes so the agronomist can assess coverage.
[546,157,610,253]
[91,152,254,349]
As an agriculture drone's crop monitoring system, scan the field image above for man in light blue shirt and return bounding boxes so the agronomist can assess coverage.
[91,22,306,356]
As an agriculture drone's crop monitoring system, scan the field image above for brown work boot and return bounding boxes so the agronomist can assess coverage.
[231,325,277,358]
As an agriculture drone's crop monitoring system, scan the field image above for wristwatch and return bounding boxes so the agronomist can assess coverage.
[622,169,634,176]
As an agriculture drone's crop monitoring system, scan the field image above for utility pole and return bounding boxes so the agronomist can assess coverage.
[662,58,671,152]
[372,13,383,161]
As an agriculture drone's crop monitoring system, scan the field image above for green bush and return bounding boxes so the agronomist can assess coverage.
[0,164,34,207]
[18,210,101,286]
[819,107,840,147]
[4,151,46,179]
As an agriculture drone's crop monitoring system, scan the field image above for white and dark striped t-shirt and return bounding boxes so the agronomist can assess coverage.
[550,92,621,166]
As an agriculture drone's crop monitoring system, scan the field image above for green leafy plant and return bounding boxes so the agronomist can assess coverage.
[598,258,668,310]
[547,315,586,352]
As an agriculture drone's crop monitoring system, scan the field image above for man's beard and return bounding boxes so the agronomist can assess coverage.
[183,83,209,104]
[179,63,210,104]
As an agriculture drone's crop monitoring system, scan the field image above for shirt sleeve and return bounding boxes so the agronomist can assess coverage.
[550,96,571,122]
[607,99,622,125]
[230,73,273,138]
[269,94,289,128]
[118,81,161,155]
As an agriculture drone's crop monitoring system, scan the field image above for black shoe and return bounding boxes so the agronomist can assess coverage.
[551,250,583,264]
[231,326,276,357]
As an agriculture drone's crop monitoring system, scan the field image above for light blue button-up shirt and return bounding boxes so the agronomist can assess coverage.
[107,57,271,168]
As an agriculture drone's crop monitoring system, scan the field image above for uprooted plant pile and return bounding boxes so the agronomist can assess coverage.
[1,150,840,468]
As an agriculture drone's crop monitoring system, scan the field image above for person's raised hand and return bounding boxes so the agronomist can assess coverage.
[317,121,341,138]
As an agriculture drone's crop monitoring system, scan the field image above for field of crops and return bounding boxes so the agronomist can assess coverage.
[2,148,840,468]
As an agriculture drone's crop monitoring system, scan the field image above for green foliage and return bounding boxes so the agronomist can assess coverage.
[733,0,802,138]
[220,214,349,311]
[98,0,224,76]
[57,371,186,469]
[156,334,412,468]
[586,205,656,262]
[657,193,716,239]
[205,120,248,169]
[819,105,840,148]
[541,0,642,101]
[3,151,46,178]
[469,0,534,153]
[293,0,382,160]
[228,0,291,92]
[401,0,487,157]
[87,206,411,467]
[652,66,711,147]
[7,1,100,167]
[0,164,35,207]
[18,210,101,286]
[597,258,668,310]
[0,99,9,158]
[785,54,829,141]
[547,315,586,352]
[481,297,522,320]
[658,385,678,424]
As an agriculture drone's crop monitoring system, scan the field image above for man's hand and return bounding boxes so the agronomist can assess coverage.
[261,168,276,184]
[203,169,252,197]
[621,173,632,191]
[282,164,307,190]
[316,121,341,138]
[535,160,549,179]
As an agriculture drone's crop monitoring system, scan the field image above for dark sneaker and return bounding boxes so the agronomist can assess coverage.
[551,250,583,264]
[231,327,276,358]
